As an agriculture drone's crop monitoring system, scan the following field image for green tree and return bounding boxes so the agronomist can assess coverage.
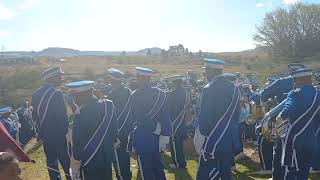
[254,3,320,58]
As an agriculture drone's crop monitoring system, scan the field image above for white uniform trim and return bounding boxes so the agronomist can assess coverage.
[203,87,240,159]
[83,101,114,167]
[259,137,266,170]
[172,140,179,167]
[147,90,161,116]
[38,88,58,129]
[118,96,132,133]
[138,155,145,180]
[114,149,124,180]
[282,89,319,170]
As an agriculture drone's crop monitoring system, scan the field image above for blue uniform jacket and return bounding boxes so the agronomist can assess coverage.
[249,91,261,104]
[106,84,131,141]
[260,76,293,103]
[123,85,171,154]
[32,83,68,142]
[16,108,33,132]
[124,85,171,137]
[72,98,117,162]
[198,75,241,159]
[281,85,319,153]
[168,86,188,137]
[0,117,16,138]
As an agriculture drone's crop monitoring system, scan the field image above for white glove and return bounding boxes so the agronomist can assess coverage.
[13,122,21,130]
[276,113,284,123]
[159,135,170,152]
[194,127,205,155]
[113,139,121,149]
[70,158,81,180]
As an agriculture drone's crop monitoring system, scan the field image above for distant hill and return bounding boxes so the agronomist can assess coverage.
[3,47,137,57]
[38,47,80,57]
[136,47,162,55]
[2,46,269,59]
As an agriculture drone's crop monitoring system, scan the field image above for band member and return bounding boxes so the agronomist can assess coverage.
[66,80,118,180]
[260,63,305,180]
[32,67,71,180]
[0,107,17,139]
[195,59,241,180]
[106,68,132,180]
[16,101,35,148]
[239,84,255,142]
[277,68,320,179]
[221,73,244,170]
[120,67,171,180]
[166,75,191,169]
[93,78,106,99]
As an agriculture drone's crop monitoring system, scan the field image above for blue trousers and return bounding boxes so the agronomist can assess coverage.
[113,141,132,180]
[19,129,34,148]
[283,138,314,180]
[284,152,311,180]
[258,136,273,170]
[196,155,233,180]
[311,142,320,170]
[134,128,166,180]
[284,167,309,180]
[170,135,186,168]
[272,140,285,180]
[43,138,71,180]
[82,148,113,180]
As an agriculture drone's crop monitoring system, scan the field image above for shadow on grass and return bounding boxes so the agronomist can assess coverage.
[234,156,271,179]
[26,140,43,154]
[162,153,193,180]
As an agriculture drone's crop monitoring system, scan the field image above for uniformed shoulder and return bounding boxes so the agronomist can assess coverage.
[54,89,64,96]
[287,89,299,98]
[203,83,210,89]
[206,76,231,89]
[123,86,131,92]
[130,89,138,96]
[98,99,113,105]
[279,76,293,84]
[151,86,164,92]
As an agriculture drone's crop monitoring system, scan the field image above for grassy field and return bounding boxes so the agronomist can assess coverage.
[20,139,320,180]
[2,55,319,179]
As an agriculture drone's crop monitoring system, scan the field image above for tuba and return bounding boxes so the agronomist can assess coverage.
[257,98,288,142]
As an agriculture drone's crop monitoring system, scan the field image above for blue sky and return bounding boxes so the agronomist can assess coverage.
[0,0,318,52]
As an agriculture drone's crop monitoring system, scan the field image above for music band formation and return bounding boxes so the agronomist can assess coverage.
[1,59,320,180]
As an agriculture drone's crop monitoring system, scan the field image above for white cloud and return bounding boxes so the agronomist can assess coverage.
[0,0,39,20]
[283,0,299,5]
[0,30,13,38]
[256,2,265,8]
[0,3,16,20]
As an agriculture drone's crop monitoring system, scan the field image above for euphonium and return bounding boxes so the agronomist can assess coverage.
[246,101,265,125]
[259,99,288,141]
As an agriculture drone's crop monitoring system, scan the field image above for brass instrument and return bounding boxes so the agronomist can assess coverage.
[258,99,288,142]
[246,101,265,125]
[238,96,250,123]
